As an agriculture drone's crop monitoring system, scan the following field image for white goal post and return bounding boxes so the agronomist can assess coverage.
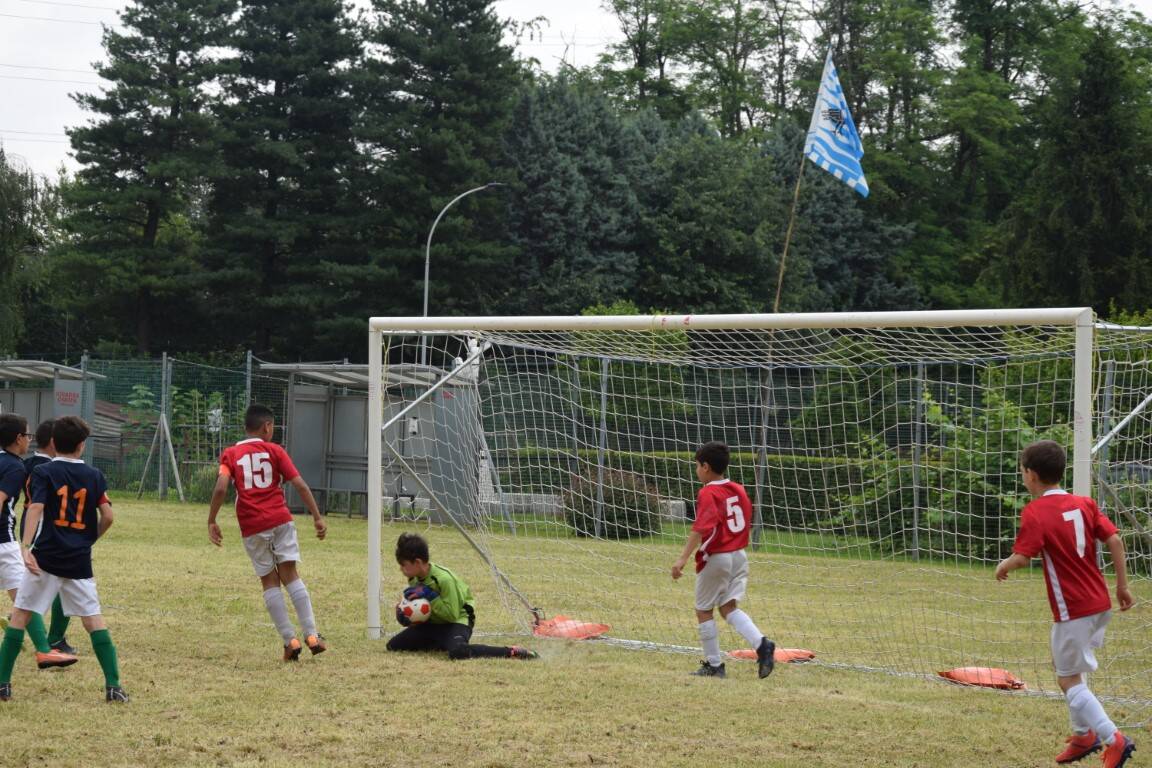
[365,307,1151,720]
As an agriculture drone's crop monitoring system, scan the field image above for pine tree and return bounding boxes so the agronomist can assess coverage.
[206,0,363,357]
[59,0,232,354]
[360,0,524,317]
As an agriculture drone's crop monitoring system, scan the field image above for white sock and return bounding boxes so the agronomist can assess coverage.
[724,609,764,648]
[1065,684,1117,744]
[697,620,722,667]
[285,579,317,638]
[263,587,296,642]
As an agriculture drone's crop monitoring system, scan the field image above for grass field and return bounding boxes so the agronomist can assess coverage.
[2,500,1148,767]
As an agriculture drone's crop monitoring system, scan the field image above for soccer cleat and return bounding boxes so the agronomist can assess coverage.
[36,649,78,669]
[509,646,538,660]
[305,634,327,656]
[105,685,130,703]
[283,638,302,662]
[691,661,726,678]
[50,638,78,656]
[1100,732,1135,768]
[756,637,776,679]
[0,683,10,702]
[1055,731,1101,763]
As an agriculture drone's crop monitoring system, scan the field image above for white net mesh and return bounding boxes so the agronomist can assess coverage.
[370,315,1151,724]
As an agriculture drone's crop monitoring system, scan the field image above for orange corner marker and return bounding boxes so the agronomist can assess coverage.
[728,647,816,663]
[937,667,1026,690]
[532,615,611,640]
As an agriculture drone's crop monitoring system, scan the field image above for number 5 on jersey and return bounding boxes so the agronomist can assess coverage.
[725,496,746,533]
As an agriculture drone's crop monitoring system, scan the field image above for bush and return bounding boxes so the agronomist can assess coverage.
[564,468,661,540]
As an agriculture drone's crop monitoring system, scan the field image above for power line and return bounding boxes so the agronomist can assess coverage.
[14,0,119,10]
[0,73,102,85]
[0,129,69,136]
[0,10,106,24]
[0,62,99,75]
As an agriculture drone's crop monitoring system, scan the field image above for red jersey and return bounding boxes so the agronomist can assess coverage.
[218,438,299,537]
[692,479,753,573]
[1012,489,1117,622]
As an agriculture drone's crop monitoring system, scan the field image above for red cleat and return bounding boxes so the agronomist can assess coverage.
[305,634,327,655]
[36,649,78,669]
[283,638,302,662]
[1101,732,1135,768]
[1055,731,1100,763]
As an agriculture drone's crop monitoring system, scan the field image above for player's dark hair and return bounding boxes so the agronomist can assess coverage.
[395,532,430,564]
[53,416,90,454]
[245,404,275,433]
[0,413,28,448]
[1020,440,1066,485]
[695,440,730,475]
[34,419,55,449]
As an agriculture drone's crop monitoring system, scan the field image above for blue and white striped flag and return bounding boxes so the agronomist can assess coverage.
[805,49,868,197]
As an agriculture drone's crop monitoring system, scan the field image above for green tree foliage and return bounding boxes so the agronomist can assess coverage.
[57,0,233,354]
[0,151,57,352]
[999,21,1152,312]
[360,0,524,317]
[205,0,363,358]
[502,77,653,313]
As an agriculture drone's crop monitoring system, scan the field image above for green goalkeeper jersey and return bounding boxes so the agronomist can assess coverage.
[409,563,475,625]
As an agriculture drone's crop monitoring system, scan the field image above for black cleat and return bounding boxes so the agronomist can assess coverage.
[50,638,78,656]
[691,661,726,678]
[509,646,538,660]
[756,637,776,679]
[0,682,10,701]
[105,685,130,703]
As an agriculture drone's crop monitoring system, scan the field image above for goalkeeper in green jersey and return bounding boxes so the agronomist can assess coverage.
[386,533,538,661]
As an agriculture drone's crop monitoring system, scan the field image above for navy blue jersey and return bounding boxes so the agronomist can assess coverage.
[21,453,52,538]
[0,449,28,545]
[28,458,110,579]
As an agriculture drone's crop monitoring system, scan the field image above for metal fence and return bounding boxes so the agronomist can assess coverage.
[77,353,291,502]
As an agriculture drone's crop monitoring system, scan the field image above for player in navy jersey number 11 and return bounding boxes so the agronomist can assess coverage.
[0,416,126,703]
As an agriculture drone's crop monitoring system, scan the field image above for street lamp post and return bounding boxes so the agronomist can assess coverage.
[420,181,504,365]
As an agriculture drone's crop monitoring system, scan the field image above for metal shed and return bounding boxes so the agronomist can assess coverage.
[0,360,105,439]
[260,361,482,523]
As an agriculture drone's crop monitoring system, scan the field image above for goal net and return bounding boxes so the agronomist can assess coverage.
[367,309,1151,722]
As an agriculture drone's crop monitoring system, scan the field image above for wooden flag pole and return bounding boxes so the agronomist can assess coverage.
[772,150,808,313]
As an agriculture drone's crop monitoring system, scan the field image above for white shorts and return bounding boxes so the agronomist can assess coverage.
[243,522,301,577]
[0,542,24,591]
[694,550,749,611]
[14,570,101,617]
[1051,611,1111,677]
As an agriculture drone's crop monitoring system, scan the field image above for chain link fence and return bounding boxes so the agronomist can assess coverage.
[79,354,291,502]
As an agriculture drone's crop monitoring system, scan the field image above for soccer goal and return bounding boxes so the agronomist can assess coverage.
[367,309,1151,721]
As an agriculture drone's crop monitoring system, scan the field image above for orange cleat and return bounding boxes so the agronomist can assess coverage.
[283,638,302,662]
[36,649,78,669]
[305,634,327,655]
[1055,731,1100,763]
[1101,732,1135,768]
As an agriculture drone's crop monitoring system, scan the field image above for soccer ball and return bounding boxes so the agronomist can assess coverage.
[397,596,432,624]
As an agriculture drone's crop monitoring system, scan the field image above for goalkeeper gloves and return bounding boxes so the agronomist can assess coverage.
[403,584,440,602]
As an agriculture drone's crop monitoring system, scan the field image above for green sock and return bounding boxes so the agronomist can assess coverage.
[89,629,120,688]
[47,597,70,646]
[0,627,25,684]
[25,612,50,654]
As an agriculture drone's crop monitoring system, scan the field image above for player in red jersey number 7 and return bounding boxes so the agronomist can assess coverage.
[208,405,328,661]
[996,441,1135,768]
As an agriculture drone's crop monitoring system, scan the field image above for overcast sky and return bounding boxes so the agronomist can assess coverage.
[1,0,1148,178]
